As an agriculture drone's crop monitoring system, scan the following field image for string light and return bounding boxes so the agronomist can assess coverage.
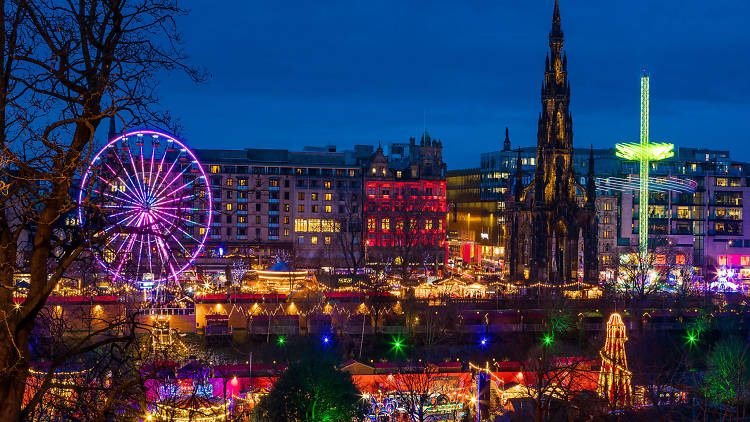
[597,313,632,407]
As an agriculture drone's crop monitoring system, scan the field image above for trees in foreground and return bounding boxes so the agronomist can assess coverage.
[257,354,367,422]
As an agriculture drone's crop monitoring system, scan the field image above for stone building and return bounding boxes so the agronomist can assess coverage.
[503,1,598,284]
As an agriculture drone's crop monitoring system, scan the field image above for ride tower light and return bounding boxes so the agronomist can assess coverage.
[615,72,674,264]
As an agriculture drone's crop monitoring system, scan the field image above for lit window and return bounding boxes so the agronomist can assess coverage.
[424,220,433,230]
[324,205,332,213]
[368,218,377,230]
[396,171,402,178]
[284,228,289,236]
[238,216,247,223]
[298,192,305,200]
[298,205,305,212]
[312,205,319,213]
[309,219,321,232]
[677,255,687,265]
[210,165,220,174]
[226,203,232,211]
[321,219,335,232]
[295,219,307,232]
[284,216,290,224]
[324,181,331,189]
[718,255,727,266]
[226,178,233,186]
[325,193,332,201]
[395,220,404,230]
[238,178,247,186]
[603,202,612,211]
[324,236,331,245]
[311,236,318,245]
[199,227,206,235]
[741,256,750,266]
[382,219,390,230]
[311,193,318,201]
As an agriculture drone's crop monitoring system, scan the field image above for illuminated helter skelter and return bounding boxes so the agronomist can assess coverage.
[78,130,212,296]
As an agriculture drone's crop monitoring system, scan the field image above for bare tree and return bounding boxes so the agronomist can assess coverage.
[0,1,203,419]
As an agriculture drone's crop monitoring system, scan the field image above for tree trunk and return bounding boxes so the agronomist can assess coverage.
[0,325,31,421]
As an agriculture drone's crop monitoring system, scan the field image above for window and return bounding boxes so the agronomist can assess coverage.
[321,219,335,232]
[324,236,331,245]
[324,181,331,189]
[226,203,232,211]
[677,254,687,265]
[424,220,433,230]
[602,202,612,211]
[226,190,233,199]
[312,205,319,213]
[654,254,666,265]
[309,219,321,232]
[295,219,307,232]
[226,178,233,186]
[238,191,247,199]
[284,179,290,187]
[396,171,402,178]
[238,178,247,186]
[742,256,750,266]
[601,255,612,266]
[284,216,290,224]
[238,204,247,211]
[256,179,262,187]
[368,218,376,230]
[256,203,261,212]
[311,236,318,245]
[226,228,232,236]
[226,215,233,224]
[298,192,305,200]
[255,191,261,200]
[270,179,279,187]
[311,193,318,201]
[381,219,390,230]
[238,216,247,224]
[284,228,289,236]
[603,230,612,239]
[324,205,332,213]
[285,204,290,212]
[199,227,206,235]
[602,216,611,224]
[395,220,404,230]
[255,228,261,238]
[298,236,304,244]
[298,205,305,212]
[324,193,332,201]
[210,165,220,174]
[284,191,289,200]
[716,178,729,187]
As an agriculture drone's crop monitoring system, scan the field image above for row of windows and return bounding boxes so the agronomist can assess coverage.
[208,165,359,178]
[294,218,341,233]
[298,235,332,245]
[366,218,444,231]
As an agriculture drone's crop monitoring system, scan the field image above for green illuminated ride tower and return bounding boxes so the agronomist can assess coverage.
[616,73,674,264]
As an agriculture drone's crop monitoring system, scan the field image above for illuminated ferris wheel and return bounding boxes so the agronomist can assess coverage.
[78,130,213,285]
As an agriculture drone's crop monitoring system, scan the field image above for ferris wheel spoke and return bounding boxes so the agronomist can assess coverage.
[151,192,195,209]
[152,166,193,204]
[150,208,202,242]
[110,154,146,204]
[97,173,143,206]
[150,150,183,204]
[125,146,148,204]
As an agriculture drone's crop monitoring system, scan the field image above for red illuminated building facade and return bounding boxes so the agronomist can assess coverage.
[363,132,448,268]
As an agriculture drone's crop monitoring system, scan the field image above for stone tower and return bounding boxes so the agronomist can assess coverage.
[505,0,598,285]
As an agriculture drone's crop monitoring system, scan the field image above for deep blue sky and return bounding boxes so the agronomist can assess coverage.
[156,1,750,169]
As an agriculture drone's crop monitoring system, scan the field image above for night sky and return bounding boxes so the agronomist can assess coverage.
[155,1,750,169]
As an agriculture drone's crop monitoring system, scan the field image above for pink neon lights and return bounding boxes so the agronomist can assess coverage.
[78,130,213,284]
